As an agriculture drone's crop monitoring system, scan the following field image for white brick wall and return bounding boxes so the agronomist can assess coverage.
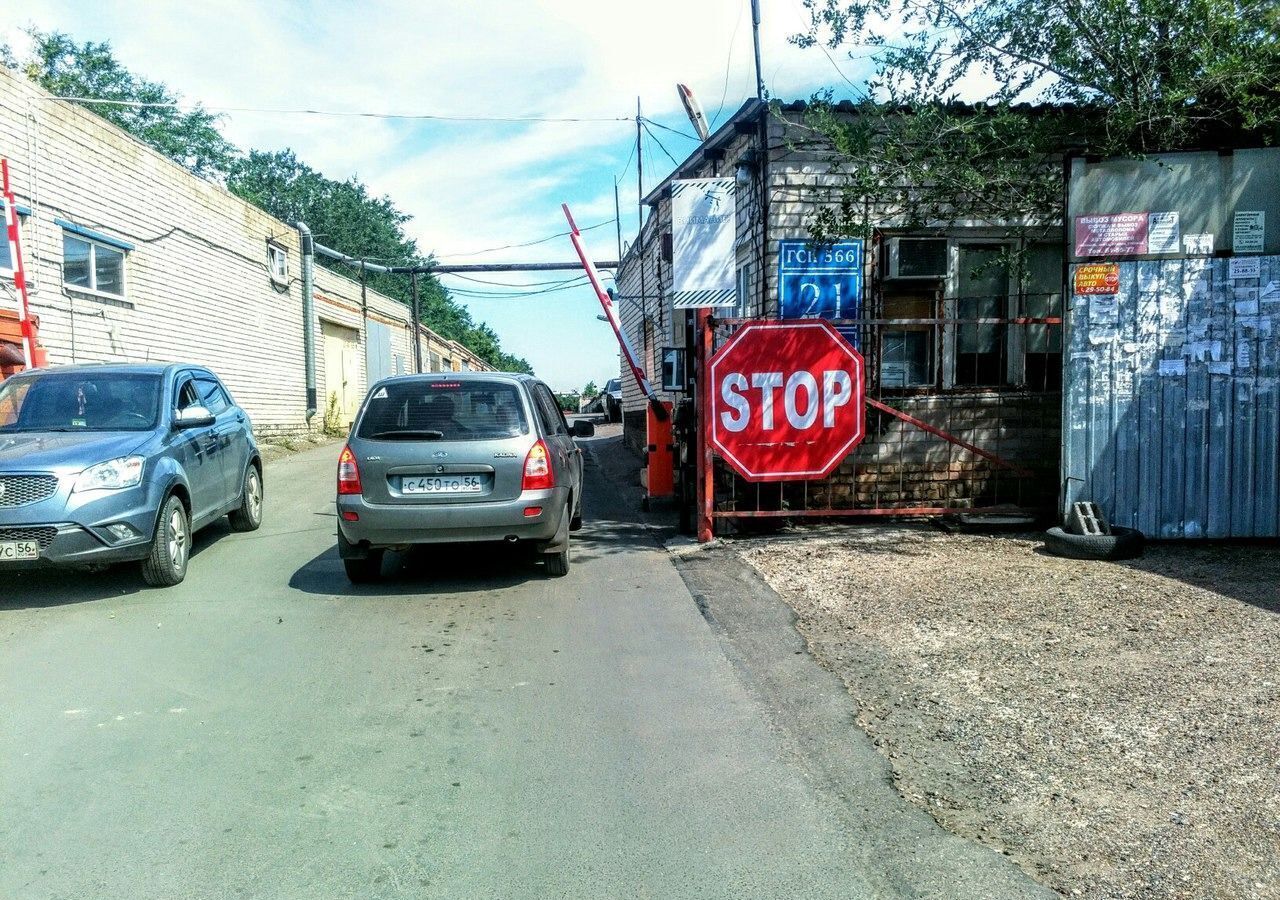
[0,67,487,435]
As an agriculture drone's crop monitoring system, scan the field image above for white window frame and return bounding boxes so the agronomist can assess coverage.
[62,233,128,301]
[942,239,1018,389]
[267,244,289,284]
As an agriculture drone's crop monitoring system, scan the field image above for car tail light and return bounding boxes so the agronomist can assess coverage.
[522,440,555,491]
[337,445,363,495]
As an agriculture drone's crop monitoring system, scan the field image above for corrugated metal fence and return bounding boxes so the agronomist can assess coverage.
[1064,256,1280,538]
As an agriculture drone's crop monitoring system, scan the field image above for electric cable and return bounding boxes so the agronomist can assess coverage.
[711,0,747,128]
[433,219,615,259]
[44,95,633,124]
[441,273,589,287]
[640,118,700,142]
[641,122,682,168]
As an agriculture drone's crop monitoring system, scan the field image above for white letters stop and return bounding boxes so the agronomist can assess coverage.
[719,369,853,432]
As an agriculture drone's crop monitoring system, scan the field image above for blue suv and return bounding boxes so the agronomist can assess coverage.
[0,363,262,586]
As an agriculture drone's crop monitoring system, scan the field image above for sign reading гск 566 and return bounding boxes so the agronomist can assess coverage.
[709,320,865,482]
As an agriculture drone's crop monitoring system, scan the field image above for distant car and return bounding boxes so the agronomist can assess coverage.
[335,372,593,582]
[0,364,262,586]
[603,378,623,423]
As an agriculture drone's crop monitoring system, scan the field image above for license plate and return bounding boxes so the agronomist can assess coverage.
[401,475,485,495]
[0,540,40,561]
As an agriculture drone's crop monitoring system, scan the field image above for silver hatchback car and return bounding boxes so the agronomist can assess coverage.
[335,372,593,582]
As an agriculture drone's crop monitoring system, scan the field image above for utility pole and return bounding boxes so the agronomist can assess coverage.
[410,269,423,373]
[750,0,765,102]
[614,180,624,262]
[636,96,649,366]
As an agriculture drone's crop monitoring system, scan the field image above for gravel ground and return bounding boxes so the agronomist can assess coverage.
[734,527,1280,900]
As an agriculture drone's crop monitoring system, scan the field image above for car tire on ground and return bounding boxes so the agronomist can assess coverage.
[1042,525,1145,561]
[141,494,190,587]
[228,464,263,532]
[343,553,384,584]
[545,502,571,577]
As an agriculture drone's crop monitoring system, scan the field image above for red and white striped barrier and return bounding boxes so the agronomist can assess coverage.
[2,158,36,370]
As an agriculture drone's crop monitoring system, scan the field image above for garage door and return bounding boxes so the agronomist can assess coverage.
[321,320,361,427]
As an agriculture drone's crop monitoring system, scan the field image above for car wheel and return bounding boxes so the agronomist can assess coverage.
[344,552,384,584]
[142,495,190,587]
[544,502,571,577]
[228,465,263,532]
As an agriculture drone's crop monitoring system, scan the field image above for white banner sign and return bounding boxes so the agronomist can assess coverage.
[671,178,737,308]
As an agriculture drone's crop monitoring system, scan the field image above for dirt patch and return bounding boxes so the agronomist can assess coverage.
[735,527,1280,899]
[257,432,341,463]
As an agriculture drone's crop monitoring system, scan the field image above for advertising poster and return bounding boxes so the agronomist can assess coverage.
[1233,211,1265,253]
[1074,213,1148,257]
[1147,211,1180,254]
[670,178,737,308]
[1073,263,1121,295]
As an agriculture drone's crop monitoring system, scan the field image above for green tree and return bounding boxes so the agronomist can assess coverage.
[582,380,599,398]
[226,151,533,373]
[2,29,237,178]
[792,0,1280,238]
[1,32,533,374]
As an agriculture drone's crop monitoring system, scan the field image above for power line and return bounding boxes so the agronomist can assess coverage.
[641,118,700,141]
[44,95,633,124]
[432,218,615,259]
[712,0,748,128]
[447,277,591,299]
[641,121,682,168]
[441,273,587,287]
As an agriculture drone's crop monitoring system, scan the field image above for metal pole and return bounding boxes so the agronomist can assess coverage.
[636,97,650,381]
[750,0,765,103]
[296,221,317,421]
[697,308,714,542]
[410,269,423,374]
[614,180,624,261]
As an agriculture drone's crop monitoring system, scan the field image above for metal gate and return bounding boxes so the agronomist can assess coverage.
[694,309,1062,539]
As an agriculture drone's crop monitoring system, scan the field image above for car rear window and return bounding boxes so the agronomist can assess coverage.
[356,379,529,441]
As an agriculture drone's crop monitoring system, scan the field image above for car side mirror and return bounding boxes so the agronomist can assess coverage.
[174,405,215,428]
[572,420,595,438]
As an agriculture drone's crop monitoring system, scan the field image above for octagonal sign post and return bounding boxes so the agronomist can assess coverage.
[709,320,866,482]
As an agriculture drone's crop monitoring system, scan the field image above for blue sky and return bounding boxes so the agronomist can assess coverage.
[3,1,866,391]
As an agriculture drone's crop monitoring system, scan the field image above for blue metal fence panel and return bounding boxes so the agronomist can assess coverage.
[1064,255,1280,538]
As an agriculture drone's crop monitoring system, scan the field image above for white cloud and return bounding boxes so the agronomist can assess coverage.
[2,0,872,388]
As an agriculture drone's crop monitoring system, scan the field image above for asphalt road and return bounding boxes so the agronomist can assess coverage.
[1,429,1047,899]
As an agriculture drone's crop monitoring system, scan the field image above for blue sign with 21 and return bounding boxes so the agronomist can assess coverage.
[778,240,864,321]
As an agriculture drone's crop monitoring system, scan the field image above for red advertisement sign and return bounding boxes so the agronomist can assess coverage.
[1073,263,1121,295]
[1074,213,1148,257]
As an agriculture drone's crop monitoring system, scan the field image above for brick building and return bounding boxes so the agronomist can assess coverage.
[617,100,1063,519]
[0,66,487,435]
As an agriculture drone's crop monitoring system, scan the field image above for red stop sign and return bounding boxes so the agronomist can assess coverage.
[709,320,865,482]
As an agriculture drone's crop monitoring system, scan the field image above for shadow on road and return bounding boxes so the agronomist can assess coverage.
[0,520,234,609]
[288,515,656,598]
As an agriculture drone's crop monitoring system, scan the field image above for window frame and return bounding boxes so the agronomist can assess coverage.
[193,375,231,416]
[878,234,1064,393]
[62,232,128,301]
[0,207,24,277]
[267,243,289,284]
[944,240,1017,389]
[531,383,568,436]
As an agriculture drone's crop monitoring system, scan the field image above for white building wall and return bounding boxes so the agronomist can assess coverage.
[0,67,487,435]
